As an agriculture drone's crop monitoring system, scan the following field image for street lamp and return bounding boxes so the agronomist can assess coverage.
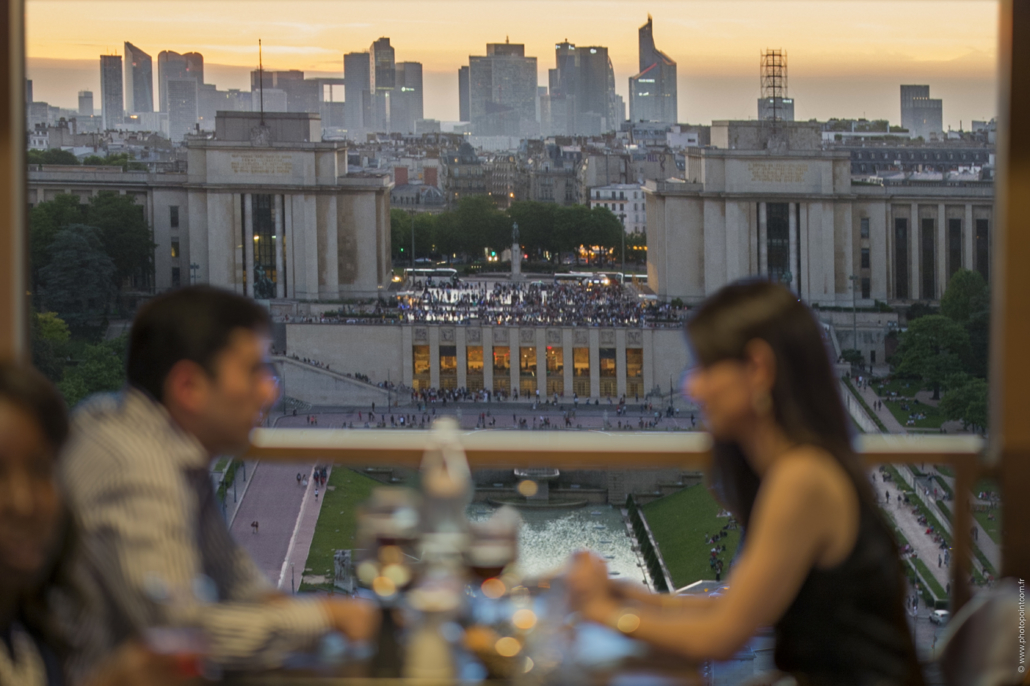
[410,211,416,269]
[849,274,861,371]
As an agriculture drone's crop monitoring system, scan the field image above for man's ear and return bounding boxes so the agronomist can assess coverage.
[163,359,209,415]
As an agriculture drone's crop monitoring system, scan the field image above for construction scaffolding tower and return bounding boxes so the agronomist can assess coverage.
[760,49,788,123]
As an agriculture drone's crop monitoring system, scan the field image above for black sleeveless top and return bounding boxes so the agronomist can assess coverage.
[773,483,925,686]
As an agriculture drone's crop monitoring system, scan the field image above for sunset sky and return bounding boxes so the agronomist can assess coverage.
[26,0,1000,128]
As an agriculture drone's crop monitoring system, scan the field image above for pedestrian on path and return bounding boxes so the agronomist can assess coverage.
[251,520,259,534]
[314,488,319,501]
[296,472,302,486]
[938,554,942,568]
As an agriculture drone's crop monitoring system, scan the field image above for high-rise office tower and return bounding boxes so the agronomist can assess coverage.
[344,51,373,135]
[543,41,613,135]
[392,62,423,134]
[166,78,199,141]
[458,66,470,122]
[629,15,677,124]
[250,69,318,113]
[607,57,625,128]
[78,90,94,116]
[369,37,396,131]
[100,54,124,130]
[466,40,537,136]
[124,42,154,113]
[900,85,943,140]
[158,50,203,112]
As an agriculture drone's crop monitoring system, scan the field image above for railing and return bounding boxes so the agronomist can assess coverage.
[246,429,985,612]
[626,494,674,593]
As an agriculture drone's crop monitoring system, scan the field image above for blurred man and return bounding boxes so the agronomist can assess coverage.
[57,286,376,684]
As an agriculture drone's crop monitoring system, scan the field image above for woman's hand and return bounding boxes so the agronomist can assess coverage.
[567,550,612,612]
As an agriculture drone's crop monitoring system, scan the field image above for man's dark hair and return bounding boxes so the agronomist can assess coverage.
[127,286,271,402]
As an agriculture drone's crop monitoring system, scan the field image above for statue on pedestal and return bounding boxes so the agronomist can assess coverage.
[511,221,522,281]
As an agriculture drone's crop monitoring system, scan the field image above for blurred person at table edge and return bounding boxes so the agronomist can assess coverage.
[569,280,925,686]
[0,361,201,686]
[53,286,377,685]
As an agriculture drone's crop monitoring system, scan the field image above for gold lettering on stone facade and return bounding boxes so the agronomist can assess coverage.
[747,161,808,184]
[230,152,294,175]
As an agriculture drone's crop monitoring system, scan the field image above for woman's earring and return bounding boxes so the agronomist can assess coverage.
[752,391,773,417]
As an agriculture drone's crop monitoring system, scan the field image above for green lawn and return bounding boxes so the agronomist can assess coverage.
[874,378,922,398]
[884,398,946,429]
[300,468,381,592]
[973,509,1001,545]
[643,485,741,589]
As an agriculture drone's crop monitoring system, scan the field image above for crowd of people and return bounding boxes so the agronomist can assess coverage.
[270,277,685,329]
[398,279,682,328]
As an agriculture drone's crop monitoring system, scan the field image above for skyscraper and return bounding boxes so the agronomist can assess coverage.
[901,85,943,140]
[78,90,94,116]
[629,15,677,124]
[370,37,396,132]
[344,51,373,135]
[458,66,470,122]
[100,54,124,130]
[392,62,423,134]
[124,42,154,114]
[466,40,537,136]
[547,41,613,135]
[158,50,203,112]
[167,78,198,142]
[250,70,318,114]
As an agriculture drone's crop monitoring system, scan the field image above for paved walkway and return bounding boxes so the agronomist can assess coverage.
[274,403,701,432]
[220,460,257,526]
[875,476,950,590]
[932,469,1002,571]
[854,382,908,433]
[280,465,332,592]
[230,461,314,584]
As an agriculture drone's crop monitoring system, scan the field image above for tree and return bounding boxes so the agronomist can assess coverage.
[38,225,117,336]
[29,194,88,290]
[29,192,155,301]
[454,195,504,257]
[590,207,624,262]
[86,192,155,293]
[31,311,71,383]
[940,374,988,434]
[940,269,987,324]
[58,336,127,407]
[27,149,79,166]
[508,201,556,260]
[81,152,147,171]
[893,315,971,400]
[841,349,865,366]
[626,231,647,266]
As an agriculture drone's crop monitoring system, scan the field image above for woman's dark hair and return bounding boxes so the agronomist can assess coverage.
[0,362,75,655]
[127,285,271,402]
[685,280,875,525]
[0,361,69,452]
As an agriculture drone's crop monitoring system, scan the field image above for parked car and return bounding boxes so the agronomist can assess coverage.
[929,609,950,625]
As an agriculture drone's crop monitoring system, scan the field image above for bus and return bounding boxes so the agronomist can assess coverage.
[552,272,593,284]
[403,267,458,282]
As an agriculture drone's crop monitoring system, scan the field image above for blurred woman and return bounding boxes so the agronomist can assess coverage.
[568,281,924,686]
[0,362,189,686]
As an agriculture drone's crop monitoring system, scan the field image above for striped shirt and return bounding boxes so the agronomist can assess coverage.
[55,389,330,684]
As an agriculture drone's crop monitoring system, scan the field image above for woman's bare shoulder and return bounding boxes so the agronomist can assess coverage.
[764,445,853,499]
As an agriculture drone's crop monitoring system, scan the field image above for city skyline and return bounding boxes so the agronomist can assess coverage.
[27,0,998,128]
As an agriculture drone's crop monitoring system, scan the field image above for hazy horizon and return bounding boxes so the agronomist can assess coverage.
[27,0,1000,129]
